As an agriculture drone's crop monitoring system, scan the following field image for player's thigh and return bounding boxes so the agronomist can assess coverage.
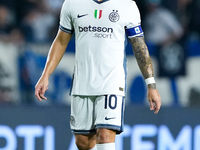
[74,134,96,150]
[70,95,96,134]
[95,94,125,134]
[96,128,116,143]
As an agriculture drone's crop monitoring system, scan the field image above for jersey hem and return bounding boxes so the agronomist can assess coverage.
[71,92,125,97]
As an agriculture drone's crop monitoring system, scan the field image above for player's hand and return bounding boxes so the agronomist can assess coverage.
[35,76,49,101]
[147,86,161,114]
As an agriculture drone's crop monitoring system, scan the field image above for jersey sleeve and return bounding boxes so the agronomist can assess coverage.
[125,1,144,38]
[59,0,74,34]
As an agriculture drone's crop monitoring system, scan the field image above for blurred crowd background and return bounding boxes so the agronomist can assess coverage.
[0,0,200,107]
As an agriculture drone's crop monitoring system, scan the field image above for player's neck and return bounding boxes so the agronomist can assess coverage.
[97,0,103,1]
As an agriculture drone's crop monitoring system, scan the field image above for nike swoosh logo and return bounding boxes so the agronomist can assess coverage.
[77,14,88,18]
[105,116,116,120]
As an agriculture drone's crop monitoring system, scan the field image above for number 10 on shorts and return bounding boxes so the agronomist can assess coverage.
[104,95,120,110]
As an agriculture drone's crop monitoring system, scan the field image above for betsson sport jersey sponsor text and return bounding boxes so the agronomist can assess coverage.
[78,25,113,39]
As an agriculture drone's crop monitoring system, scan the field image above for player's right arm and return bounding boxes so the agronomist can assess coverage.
[35,29,72,101]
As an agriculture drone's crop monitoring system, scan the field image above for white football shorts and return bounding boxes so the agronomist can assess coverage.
[70,94,125,134]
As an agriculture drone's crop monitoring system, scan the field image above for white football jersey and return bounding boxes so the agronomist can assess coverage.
[59,0,143,96]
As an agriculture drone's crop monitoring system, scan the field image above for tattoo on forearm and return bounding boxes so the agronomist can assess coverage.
[148,83,156,89]
[129,36,154,79]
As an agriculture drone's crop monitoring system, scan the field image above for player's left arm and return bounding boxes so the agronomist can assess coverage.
[129,36,161,114]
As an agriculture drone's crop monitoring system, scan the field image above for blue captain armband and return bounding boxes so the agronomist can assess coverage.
[125,25,144,38]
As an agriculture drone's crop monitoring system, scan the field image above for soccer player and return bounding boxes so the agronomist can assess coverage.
[35,0,161,149]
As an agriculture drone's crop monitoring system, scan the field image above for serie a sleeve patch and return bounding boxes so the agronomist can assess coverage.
[125,25,143,38]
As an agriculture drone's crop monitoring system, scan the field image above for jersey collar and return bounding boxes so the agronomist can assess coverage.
[93,0,110,4]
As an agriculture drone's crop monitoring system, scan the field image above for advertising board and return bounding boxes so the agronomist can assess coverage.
[0,106,200,150]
